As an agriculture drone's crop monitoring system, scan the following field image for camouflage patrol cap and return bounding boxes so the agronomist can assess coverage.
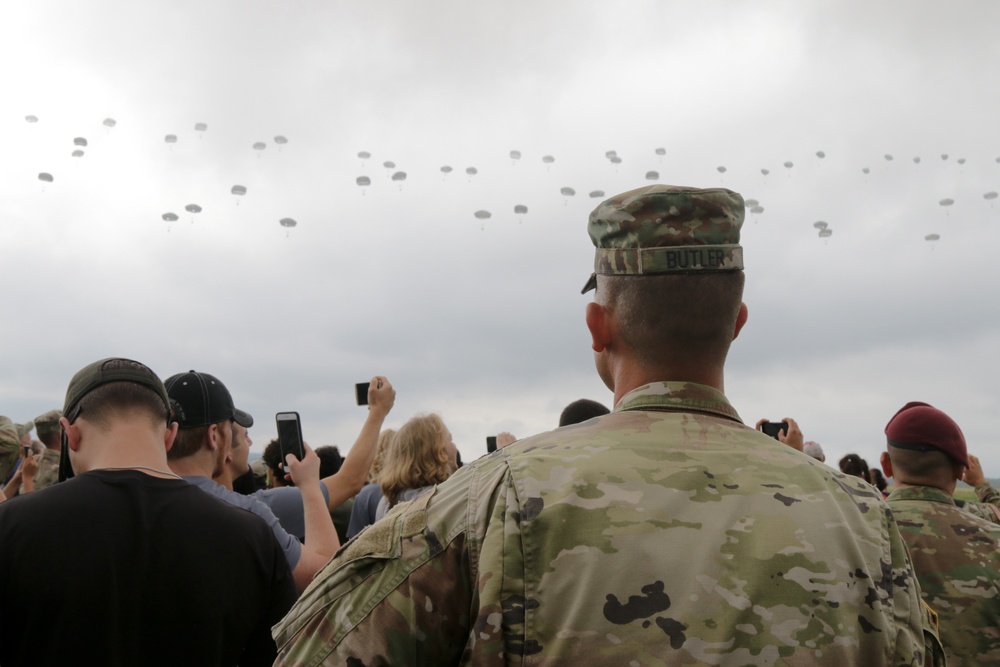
[0,417,18,448]
[884,401,968,467]
[15,420,34,440]
[63,358,171,423]
[582,184,745,293]
[33,409,63,439]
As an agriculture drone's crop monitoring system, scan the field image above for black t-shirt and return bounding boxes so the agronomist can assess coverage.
[0,469,297,667]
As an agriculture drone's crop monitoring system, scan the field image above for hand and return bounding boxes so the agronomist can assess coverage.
[496,432,518,449]
[964,454,987,487]
[367,376,395,418]
[778,417,804,452]
[21,454,39,478]
[285,443,321,486]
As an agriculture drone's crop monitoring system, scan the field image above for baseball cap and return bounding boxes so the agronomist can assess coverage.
[582,184,745,293]
[802,440,826,462]
[14,420,34,440]
[884,401,968,467]
[164,371,253,429]
[63,358,171,423]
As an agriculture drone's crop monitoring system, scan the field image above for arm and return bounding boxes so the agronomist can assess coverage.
[19,454,38,494]
[321,376,395,510]
[963,454,1000,505]
[1,467,23,500]
[286,445,339,593]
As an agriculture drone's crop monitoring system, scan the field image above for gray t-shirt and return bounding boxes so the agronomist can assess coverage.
[183,475,302,571]
[253,484,331,543]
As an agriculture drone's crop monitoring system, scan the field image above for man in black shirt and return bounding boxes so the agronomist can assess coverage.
[0,357,297,666]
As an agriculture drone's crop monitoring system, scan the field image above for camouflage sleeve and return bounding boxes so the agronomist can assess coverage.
[272,459,511,666]
[976,482,1000,507]
[961,498,1000,525]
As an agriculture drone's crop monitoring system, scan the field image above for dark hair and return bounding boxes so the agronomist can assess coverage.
[36,425,61,448]
[262,439,283,474]
[559,399,610,427]
[73,381,169,431]
[315,446,343,478]
[868,468,888,492]
[600,271,745,369]
[838,453,870,480]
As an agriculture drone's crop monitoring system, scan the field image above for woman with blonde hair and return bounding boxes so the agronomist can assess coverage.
[375,413,457,521]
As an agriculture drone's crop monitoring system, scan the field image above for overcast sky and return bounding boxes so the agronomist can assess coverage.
[2,0,999,476]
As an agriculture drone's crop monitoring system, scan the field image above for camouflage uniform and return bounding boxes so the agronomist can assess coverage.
[274,382,940,666]
[0,418,20,484]
[888,485,1000,665]
[31,448,62,490]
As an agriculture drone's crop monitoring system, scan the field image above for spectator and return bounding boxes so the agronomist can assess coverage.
[0,357,296,666]
[315,445,352,543]
[959,454,1000,524]
[374,414,457,521]
[0,417,21,488]
[274,184,941,665]
[881,401,1000,663]
[558,398,610,426]
[164,369,337,593]
[262,438,290,487]
[839,453,871,480]
[345,428,395,540]
[802,440,826,462]
[30,409,63,490]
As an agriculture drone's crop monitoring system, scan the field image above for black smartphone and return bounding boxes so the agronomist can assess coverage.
[761,421,788,440]
[22,445,31,458]
[275,412,306,462]
[486,436,497,453]
[355,382,370,406]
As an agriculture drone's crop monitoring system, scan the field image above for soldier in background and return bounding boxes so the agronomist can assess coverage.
[274,185,942,665]
[31,410,63,491]
[881,401,1000,664]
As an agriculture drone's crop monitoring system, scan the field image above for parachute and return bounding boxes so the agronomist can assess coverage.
[925,234,940,241]
[274,135,288,145]
[941,154,949,160]
[357,151,371,160]
[750,205,764,215]
[645,171,659,181]
[162,213,178,222]
[655,147,666,156]
[465,167,478,176]
[194,122,208,132]
[391,171,407,182]
[382,161,395,169]
[356,176,371,187]
[231,185,247,196]
[717,166,726,174]
[509,150,521,160]
[542,155,555,164]
[474,210,491,220]
[514,204,528,215]
[813,221,828,230]
[818,229,833,238]
[816,151,826,158]
[884,154,893,161]
[589,190,605,198]
[185,204,202,213]
[957,158,966,165]
[939,198,954,207]
[984,192,998,200]
[744,199,759,208]
[165,134,178,144]
[783,161,793,169]
[253,142,266,152]
[862,167,870,174]
[279,218,297,228]
[73,138,87,147]
[102,118,116,128]
[440,165,453,174]
[609,156,622,164]
[605,150,617,159]
[71,150,84,158]
[560,187,576,197]
[25,115,38,123]
[38,173,53,183]
[761,168,770,176]
[913,156,921,164]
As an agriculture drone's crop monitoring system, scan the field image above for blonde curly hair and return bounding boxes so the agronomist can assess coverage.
[377,414,455,506]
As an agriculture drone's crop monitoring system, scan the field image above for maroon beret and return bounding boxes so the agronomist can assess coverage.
[884,401,968,467]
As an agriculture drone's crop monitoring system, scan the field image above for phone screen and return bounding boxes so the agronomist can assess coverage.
[486,436,497,453]
[355,382,370,406]
[275,412,305,462]
[761,422,788,440]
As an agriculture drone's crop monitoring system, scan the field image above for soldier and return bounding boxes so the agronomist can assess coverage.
[881,401,1000,664]
[273,185,942,665]
[0,417,20,485]
[31,409,63,490]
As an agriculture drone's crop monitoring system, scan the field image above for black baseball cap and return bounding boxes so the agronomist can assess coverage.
[164,370,253,429]
[64,357,171,423]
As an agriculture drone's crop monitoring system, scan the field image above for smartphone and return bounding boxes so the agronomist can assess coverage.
[355,382,370,406]
[486,436,497,453]
[22,445,31,458]
[275,412,306,462]
[760,421,788,440]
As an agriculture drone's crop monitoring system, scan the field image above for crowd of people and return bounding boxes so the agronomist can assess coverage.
[1,183,998,665]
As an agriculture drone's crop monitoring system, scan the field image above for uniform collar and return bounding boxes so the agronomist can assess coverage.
[886,485,956,505]
[614,381,741,423]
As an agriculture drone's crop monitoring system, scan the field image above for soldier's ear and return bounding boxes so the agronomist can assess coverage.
[879,451,893,479]
[732,302,748,340]
[586,302,613,353]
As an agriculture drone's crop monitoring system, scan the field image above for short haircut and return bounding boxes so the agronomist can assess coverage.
[262,439,284,474]
[377,414,454,506]
[36,425,61,448]
[72,381,169,431]
[168,425,209,460]
[599,271,745,369]
[559,399,610,427]
[887,445,958,486]
[315,446,343,478]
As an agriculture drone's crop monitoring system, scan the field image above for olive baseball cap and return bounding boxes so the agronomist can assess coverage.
[884,401,968,467]
[63,358,171,423]
[164,370,253,429]
[582,184,745,293]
